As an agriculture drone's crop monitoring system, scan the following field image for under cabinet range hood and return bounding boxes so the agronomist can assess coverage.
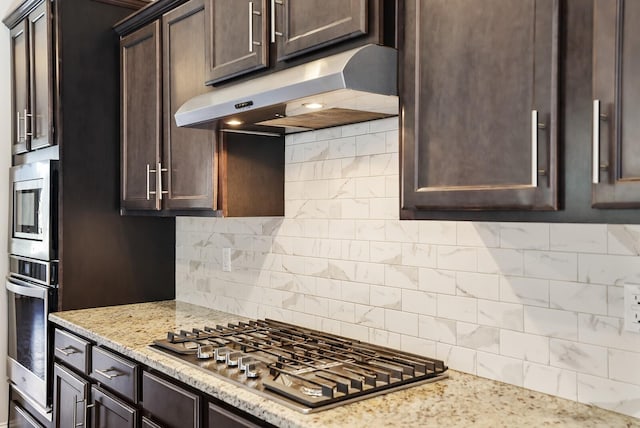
[174,44,398,134]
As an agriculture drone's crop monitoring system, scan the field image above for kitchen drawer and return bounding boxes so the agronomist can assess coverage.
[141,370,200,428]
[54,329,91,374]
[90,346,139,403]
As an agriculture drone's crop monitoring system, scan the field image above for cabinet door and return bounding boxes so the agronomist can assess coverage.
[592,0,640,207]
[141,371,200,428]
[28,1,53,151]
[163,0,217,210]
[274,0,367,61]
[91,385,137,428]
[400,0,559,213]
[205,0,268,84]
[208,402,261,428]
[10,20,29,155]
[53,363,90,428]
[121,21,162,211]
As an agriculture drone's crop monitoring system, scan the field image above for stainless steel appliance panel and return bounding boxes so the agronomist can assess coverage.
[6,275,56,411]
[9,160,57,261]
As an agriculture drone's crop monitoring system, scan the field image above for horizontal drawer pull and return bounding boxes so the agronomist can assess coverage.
[94,367,124,380]
[55,346,79,356]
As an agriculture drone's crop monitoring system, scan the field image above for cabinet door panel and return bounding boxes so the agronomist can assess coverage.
[163,0,217,210]
[276,0,367,61]
[10,20,29,154]
[28,1,53,151]
[593,0,640,207]
[141,371,200,428]
[121,21,162,211]
[205,0,268,84]
[401,0,559,212]
[53,363,89,428]
[208,402,260,428]
[91,385,137,428]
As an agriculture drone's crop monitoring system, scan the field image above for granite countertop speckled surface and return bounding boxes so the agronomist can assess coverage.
[49,301,640,428]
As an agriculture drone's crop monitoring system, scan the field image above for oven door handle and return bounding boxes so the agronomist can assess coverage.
[6,278,48,300]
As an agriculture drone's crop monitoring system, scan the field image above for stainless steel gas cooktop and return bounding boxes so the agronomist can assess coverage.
[151,319,448,413]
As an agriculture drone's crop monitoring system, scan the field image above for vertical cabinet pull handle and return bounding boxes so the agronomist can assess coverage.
[157,162,169,200]
[146,163,155,200]
[593,100,600,184]
[271,0,283,43]
[249,2,254,52]
[24,109,33,137]
[249,2,262,53]
[531,110,539,187]
[16,110,22,142]
[592,100,609,184]
[531,110,548,187]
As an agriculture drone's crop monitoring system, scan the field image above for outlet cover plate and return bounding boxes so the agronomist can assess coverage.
[624,284,640,333]
[222,248,231,272]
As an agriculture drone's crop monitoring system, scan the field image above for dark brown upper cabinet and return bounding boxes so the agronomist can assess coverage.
[205,0,269,84]
[400,0,560,215]
[9,0,53,155]
[204,0,388,84]
[592,0,640,208]
[274,0,368,61]
[119,0,284,217]
[121,0,218,213]
[121,21,163,211]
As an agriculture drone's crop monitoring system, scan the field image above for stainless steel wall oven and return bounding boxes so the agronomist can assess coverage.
[6,256,58,413]
[7,159,59,416]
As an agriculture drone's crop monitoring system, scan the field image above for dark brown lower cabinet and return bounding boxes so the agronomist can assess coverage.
[141,371,200,428]
[208,402,261,428]
[141,417,162,428]
[53,364,89,428]
[91,386,137,428]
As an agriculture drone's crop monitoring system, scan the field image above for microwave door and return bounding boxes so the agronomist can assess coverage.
[13,179,44,240]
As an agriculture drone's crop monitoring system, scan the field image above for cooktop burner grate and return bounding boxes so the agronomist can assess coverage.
[151,319,448,413]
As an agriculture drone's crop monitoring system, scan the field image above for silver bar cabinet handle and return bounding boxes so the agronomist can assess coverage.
[271,0,283,43]
[146,163,152,200]
[16,110,21,141]
[157,162,168,200]
[593,99,600,184]
[55,345,77,356]
[94,367,122,380]
[531,110,538,187]
[249,2,254,52]
[24,109,32,137]
[72,395,78,428]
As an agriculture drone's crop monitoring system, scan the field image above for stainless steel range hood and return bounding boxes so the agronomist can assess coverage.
[174,44,398,134]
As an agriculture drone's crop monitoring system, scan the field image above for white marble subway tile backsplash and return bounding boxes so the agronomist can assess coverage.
[176,118,640,419]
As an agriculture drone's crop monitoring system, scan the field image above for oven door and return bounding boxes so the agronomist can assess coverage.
[6,276,56,411]
[10,161,56,261]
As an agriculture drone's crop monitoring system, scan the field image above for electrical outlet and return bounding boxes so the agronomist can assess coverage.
[222,248,231,272]
[624,284,640,333]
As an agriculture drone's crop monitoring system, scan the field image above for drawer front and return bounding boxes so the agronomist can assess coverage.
[90,347,139,403]
[142,416,163,428]
[142,371,200,428]
[54,329,91,374]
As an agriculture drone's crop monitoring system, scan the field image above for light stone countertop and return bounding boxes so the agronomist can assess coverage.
[50,300,640,428]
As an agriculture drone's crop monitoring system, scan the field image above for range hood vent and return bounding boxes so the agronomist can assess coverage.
[174,44,398,134]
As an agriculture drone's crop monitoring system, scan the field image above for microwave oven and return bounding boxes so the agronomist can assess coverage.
[9,160,58,261]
